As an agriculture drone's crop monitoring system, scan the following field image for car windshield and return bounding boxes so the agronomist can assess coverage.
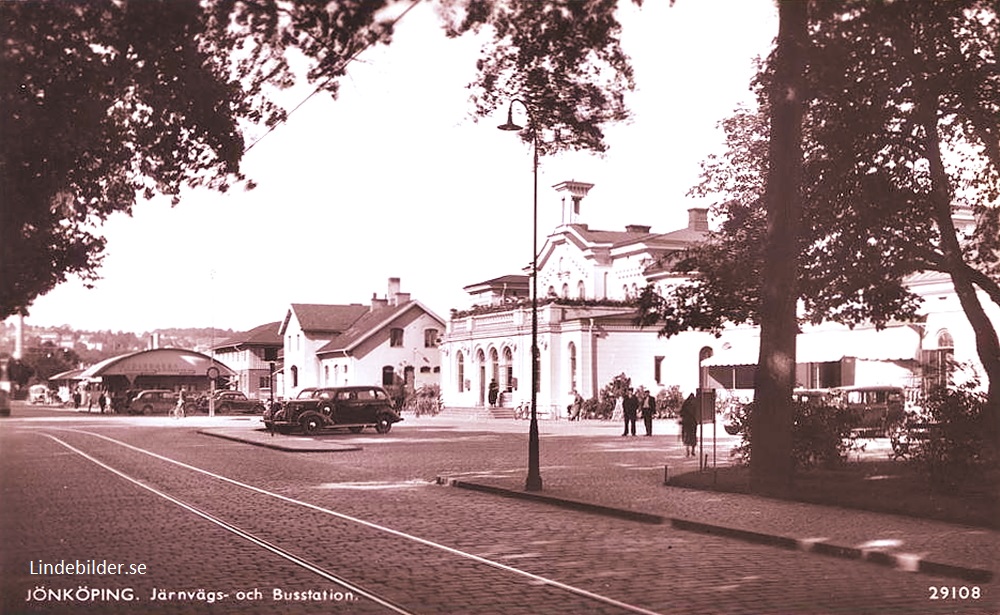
[295,389,317,399]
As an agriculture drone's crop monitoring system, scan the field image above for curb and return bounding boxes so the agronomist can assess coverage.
[197,428,362,453]
[439,477,994,584]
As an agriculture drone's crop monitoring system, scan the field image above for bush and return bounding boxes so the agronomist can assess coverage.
[904,383,994,489]
[730,400,861,470]
[655,385,684,418]
[404,384,442,416]
[579,373,631,420]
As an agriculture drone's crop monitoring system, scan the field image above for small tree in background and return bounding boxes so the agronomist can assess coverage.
[656,385,684,418]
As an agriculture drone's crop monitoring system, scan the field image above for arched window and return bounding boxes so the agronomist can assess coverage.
[561,283,569,298]
[489,347,499,385]
[290,365,298,388]
[456,352,465,393]
[922,329,955,394]
[324,365,329,385]
[568,342,577,392]
[577,280,586,299]
[502,347,514,391]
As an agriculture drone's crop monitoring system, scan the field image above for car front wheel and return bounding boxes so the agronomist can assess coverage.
[375,417,392,434]
[300,413,324,435]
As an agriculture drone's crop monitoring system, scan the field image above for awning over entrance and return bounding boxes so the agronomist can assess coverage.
[78,348,235,379]
[701,325,922,367]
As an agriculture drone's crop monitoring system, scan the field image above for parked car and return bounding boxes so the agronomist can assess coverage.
[197,390,265,414]
[263,386,402,435]
[836,385,906,436]
[128,389,195,415]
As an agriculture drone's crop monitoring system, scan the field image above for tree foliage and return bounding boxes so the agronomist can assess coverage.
[638,1,1000,442]
[1,0,637,319]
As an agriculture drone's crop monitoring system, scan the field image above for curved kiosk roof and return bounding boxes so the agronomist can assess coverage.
[79,348,235,380]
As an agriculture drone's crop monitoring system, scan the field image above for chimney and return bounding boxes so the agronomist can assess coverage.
[387,277,411,307]
[688,208,709,232]
[625,224,652,234]
[149,332,160,350]
[371,292,388,312]
[553,180,594,226]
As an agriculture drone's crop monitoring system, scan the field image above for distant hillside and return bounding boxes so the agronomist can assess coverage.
[0,322,235,365]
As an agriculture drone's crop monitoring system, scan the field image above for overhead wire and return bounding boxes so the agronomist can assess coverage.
[242,0,422,154]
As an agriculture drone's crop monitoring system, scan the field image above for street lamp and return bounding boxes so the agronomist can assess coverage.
[498,99,542,492]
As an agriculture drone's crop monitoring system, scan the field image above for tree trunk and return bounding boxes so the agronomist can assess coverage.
[750,0,808,496]
[922,107,1000,449]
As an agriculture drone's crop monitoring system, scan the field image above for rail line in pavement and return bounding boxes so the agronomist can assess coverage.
[39,428,667,615]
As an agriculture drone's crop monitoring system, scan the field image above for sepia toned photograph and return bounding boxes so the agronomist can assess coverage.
[1,1,998,613]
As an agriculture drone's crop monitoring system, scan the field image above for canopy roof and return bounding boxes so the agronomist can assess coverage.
[78,348,235,379]
[702,325,922,367]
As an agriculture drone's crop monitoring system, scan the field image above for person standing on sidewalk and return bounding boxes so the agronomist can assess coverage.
[638,388,655,436]
[622,388,639,436]
[680,393,698,456]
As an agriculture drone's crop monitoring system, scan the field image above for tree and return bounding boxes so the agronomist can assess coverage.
[1,0,637,320]
[639,0,1000,459]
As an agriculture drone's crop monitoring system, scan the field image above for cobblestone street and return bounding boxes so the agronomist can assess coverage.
[1,407,996,614]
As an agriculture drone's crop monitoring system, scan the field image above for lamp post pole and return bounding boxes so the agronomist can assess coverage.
[498,99,542,491]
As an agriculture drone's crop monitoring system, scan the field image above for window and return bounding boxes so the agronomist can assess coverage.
[568,342,577,391]
[922,329,955,394]
[424,328,439,348]
[561,283,569,298]
[324,365,329,385]
[654,356,664,385]
[382,366,395,386]
[577,280,586,299]
[390,328,404,347]
[502,347,513,391]
[290,365,298,388]
[457,352,465,393]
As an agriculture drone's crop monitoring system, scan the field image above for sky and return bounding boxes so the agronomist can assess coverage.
[19,0,779,335]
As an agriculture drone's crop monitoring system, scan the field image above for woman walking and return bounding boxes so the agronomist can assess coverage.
[680,393,699,457]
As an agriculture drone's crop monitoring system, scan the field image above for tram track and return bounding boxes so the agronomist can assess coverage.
[37,428,667,615]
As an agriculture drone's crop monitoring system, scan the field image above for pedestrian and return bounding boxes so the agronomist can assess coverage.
[98,390,107,414]
[622,388,638,436]
[570,390,583,421]
[638,387,655,436]
[488,379,500,407]
[173,389,186,419]
[680,393,699,456]
[72,389,81,409]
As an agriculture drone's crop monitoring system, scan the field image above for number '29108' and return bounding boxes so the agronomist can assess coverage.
[929,586,981,600]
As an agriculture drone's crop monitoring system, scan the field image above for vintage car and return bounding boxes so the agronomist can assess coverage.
[128,389,196,415]
[197,390,266,414]
[262,385,402,435]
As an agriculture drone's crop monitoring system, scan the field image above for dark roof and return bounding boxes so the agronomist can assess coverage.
[463,274,530,292]
[214,321,282,350]
[317,300,445,355]
[288,303,370,334]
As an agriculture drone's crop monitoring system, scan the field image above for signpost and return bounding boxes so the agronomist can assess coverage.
[697,388,717,472]
[206,366,220,417]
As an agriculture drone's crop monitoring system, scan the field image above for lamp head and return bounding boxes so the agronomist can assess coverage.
[497,104,523,132]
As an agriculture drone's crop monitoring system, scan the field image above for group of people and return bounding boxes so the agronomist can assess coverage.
[620,387,657,436]
[73,387,109,413]
[617,388,700,455]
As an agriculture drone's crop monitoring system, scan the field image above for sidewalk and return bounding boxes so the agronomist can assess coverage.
[434,422,997,585]
[198,413,997,584]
